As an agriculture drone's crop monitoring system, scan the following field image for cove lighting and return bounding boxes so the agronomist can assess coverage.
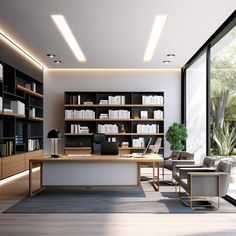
[51,15,86,62]
[0,31,45,69]
[144,15,167,62]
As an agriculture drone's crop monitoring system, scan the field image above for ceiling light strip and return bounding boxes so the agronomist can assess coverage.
[144,15,167,62]
[47,68,180,72]
[0,32,44,70]
[51,15,86,62]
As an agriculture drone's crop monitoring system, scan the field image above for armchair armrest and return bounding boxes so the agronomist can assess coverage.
[176,164,202,169]
[172,160,195,174]
[179,167,216,179]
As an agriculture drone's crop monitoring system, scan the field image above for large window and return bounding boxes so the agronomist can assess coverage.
[183,12,236,202]
[210,26,236,200]
[186,53,207,164]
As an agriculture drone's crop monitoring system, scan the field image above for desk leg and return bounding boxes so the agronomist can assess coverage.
[29,161,32,197]
[152,162,159,191]
[29,161,45,197]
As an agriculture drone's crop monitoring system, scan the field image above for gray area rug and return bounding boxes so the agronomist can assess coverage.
[4,182,236,213]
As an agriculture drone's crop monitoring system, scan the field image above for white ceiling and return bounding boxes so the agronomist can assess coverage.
[0,0,235,69]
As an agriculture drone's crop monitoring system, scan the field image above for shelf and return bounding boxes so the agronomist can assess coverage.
[64,133,164,136]
[15,143,26,146]
[65,104,164,107]
[29,117,43,121]
[16,84,43,98]
[65,147,91,150]
[64,118,164,122]
[3,111,26,118]
[65,146,164,150]
[3,91,25,100]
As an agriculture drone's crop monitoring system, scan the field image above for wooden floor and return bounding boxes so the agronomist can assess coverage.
[0,169,236,236]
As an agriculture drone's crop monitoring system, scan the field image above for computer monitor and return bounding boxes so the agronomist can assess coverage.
[100,142,119,155]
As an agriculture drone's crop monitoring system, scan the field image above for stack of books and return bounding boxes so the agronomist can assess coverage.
[108,110,130,119]
[136,124,159,133]
[10,101,25,115]
[154,110,163,119]
[0,141,14,156]
[65,110,95,119]
[99,100,108,105]
[108,96,125,104]
[142,95,163,105]
[98,124,119,133]
[28,139,40,151]
[132,138,145,147]
[70,124,89,134]
[99,113,109,119]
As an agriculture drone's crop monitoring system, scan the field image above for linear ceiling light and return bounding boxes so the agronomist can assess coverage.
[143,15,167,62]
[51,15,86,62]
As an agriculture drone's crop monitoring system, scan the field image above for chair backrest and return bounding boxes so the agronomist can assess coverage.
[91,133,107,154]
[149,137,162,154]
[202,156,215,168]
[171,151,181,160]
[216,160,232,196]
[179,151,194,160]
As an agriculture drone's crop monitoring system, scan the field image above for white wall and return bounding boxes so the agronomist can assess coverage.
[186,53,207,164]
[43,70,181,155]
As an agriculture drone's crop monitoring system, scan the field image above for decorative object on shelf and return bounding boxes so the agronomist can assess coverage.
[118,124,125,133]
[166,122,188,151]
[47,129,63,158]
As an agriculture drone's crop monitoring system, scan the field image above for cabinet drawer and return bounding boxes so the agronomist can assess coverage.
[2,154,25,178]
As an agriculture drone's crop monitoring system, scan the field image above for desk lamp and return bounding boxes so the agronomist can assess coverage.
[47,129,63,158]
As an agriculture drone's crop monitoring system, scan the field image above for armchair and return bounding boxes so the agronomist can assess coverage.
[178,160,232,210]
[173,156,216,187]
[163,151,194,182]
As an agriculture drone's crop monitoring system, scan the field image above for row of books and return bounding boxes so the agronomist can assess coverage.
[0,64,3,80]
[28,139,40,151]
[132,137,145,147]
[98,124,119,133]
[70,124,89,134]
[136,124,159,133]
[108,96,125,105]
[108,110,130,119]
[142,95,163,105]
[65,110,95,119]
[0,141,14,156]
[66,95,81,105]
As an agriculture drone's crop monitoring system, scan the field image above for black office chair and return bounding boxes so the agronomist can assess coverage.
[91,133,107,154]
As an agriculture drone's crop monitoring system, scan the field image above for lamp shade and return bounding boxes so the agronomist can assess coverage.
[47,129,63,139]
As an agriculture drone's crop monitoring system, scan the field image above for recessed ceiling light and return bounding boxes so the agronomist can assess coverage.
[54,60,62,64]
[167,54,175,57]
[144,15,167,62]
[163,60,171,63]
[51,15,86,63]
[47,53,56,58]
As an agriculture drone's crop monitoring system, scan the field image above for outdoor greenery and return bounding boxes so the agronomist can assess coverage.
[211,26,236,156]
[166,122,188,151]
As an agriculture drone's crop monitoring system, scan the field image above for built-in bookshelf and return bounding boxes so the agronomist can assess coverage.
[0,62,43,179]
[64,92,164,155]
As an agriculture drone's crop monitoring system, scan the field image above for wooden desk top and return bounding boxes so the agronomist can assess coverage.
[30,154,163,163]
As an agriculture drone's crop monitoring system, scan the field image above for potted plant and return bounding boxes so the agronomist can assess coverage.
[166,122,188,151]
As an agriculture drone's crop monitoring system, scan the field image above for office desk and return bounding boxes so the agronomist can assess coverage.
[29,154,163,197]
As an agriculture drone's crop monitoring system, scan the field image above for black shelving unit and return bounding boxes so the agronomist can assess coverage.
[64,91,164,155]
[0,62,44,179]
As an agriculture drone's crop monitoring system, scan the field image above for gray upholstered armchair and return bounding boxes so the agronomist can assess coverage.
[178,160,232,210]
[173,156,216,189]
[163,151,194,182]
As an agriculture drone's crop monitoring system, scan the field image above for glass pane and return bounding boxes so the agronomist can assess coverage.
[186,52,207,164]
[210,26,236,200]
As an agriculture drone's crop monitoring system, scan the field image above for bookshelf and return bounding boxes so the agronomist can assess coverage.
[64,92,164,155]
[0,62,43,179]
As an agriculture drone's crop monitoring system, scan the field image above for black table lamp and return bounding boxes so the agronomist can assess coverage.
[47,129,63,158]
